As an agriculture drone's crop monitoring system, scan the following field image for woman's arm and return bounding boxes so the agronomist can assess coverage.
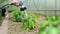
[11,0,19,7]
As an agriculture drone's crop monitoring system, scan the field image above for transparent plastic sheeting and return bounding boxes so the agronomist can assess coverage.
[0,0,60,16]
[22,0,60,16]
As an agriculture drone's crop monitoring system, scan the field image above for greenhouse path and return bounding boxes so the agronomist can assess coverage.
[0,14,9,34]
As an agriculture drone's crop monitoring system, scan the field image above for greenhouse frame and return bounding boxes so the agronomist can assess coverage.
[0,0,60,16]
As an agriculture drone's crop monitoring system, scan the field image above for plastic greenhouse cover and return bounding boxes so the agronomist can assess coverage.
[0,0,60,16]
[20,0,60,16]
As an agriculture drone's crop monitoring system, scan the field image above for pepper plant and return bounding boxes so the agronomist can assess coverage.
[10,6,40,30]
[38,16,60,34]
[38,20,60,34]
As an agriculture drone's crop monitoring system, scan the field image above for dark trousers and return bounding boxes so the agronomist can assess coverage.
[2,8,6,16]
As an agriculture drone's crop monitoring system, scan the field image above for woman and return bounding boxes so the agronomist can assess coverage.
[12,0,27,11]
[1,0,19,16]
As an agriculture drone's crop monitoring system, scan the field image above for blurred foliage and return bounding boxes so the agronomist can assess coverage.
[22,13,40,30]
[10,6,40,30]
[38,16,60,34]
[46,27,60,34]
[0,0,8,4]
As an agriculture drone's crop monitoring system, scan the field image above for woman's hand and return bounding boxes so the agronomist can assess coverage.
[12,0,19,7]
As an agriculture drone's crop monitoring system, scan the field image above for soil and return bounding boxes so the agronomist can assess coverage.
[0,13,9,34]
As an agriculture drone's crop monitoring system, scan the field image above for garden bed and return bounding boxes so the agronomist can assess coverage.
[8,13,45,34]
[6,6,60,34]
[7,12,60,34]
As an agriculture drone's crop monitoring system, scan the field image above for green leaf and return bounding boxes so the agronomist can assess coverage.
[39,31,46,34]
[46,16,52,21]
[46,16,59,21]
[40,21,48,29]
[51,16,56,21]
[50,21,59,27]
[22,23,28,30]
[16,16,21,22]
[46,27,59,34]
